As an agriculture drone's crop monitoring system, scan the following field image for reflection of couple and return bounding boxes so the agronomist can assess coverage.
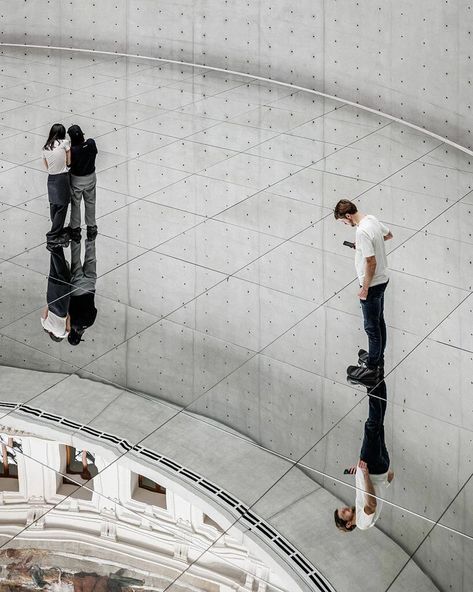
[42,123,97,249]
[41,240,97,345]
[334,381,394,532]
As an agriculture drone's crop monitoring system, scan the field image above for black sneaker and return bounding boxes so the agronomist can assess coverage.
[358,349,384,371]
[347,364,383,386]
[358,349,369,365]
[87,225,98,240]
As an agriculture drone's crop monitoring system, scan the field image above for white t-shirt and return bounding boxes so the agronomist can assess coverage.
[355,215,390,287]
[355,467,390,530]
[43,139,70,175]
[41,309,68,338]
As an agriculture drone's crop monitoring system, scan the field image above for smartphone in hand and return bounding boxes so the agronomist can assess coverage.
[343,241,355,249]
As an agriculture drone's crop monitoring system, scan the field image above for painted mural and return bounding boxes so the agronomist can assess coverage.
[0,548,150,592]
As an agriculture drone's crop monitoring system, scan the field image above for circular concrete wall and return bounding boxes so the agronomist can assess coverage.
[1,0,472,148]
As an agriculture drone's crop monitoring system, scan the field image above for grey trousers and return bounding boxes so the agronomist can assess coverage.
[70,172,96,228]
[70,239,97,295]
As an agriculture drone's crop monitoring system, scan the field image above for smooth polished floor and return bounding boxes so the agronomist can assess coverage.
[0,47,472,592]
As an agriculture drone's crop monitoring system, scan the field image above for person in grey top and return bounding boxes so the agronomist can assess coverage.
[67,124,98,241]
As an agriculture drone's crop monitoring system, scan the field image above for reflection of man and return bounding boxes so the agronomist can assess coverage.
[334,381,394,532]
[68,239,97,346]
[41,247,71,342]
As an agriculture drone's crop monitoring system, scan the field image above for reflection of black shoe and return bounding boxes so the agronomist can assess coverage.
[63,226,81,242]
[46,236,70,249]
[87,225,97,240]
[347,364,382,385]
[70,227,82,243]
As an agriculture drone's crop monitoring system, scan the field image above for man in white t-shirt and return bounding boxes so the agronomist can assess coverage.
[334,199,393,385]
[334,380,394,532]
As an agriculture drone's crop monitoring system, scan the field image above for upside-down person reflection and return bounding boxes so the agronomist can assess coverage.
[67,237,97,346]
[41,246,71,342]
[334,380,394,532]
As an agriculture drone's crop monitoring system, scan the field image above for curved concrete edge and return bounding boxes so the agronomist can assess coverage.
[0,42,472,159]
[0,365,439,592]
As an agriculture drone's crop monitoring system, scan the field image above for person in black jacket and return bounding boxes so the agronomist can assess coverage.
[67,124,98,241]
[67,238,97,346]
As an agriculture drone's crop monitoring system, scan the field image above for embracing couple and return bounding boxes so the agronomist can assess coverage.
[42,123,98,250]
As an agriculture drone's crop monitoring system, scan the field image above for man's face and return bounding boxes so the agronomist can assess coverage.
[338,506,355,522]
[341,215,355,227]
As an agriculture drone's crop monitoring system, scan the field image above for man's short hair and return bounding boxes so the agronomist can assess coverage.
[334,199,358,220]
[334,508,357,532]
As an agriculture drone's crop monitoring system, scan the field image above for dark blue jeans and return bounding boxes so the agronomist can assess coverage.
[360,380,390,474]
[360,281,388,368]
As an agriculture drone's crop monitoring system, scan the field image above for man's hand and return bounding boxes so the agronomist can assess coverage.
[358,460,369,474]
[388,470,394,483]
[358,287,369,300]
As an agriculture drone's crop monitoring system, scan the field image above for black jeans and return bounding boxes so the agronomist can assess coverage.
[47,202,69,242]
[46,173,70,243]
[360,281,388,368]
[47,247,71,317]
[360,381,390,475]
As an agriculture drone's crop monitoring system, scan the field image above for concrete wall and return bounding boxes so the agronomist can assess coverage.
[1,0,472,148]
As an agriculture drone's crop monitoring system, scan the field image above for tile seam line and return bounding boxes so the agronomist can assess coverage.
[2,43,472,157]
